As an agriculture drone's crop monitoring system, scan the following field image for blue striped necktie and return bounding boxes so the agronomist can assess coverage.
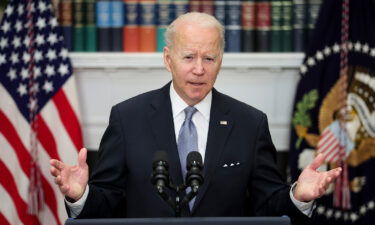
[177,106,198,210]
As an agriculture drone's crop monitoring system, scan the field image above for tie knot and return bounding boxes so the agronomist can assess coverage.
[184,106,197,121]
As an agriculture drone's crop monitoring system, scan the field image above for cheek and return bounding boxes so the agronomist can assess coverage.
[207,70,219,84]
[172,63,189,76]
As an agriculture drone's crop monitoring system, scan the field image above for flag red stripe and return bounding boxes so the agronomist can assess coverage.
[326,144,346,162]
[317,134,333,150]
[326,152,339,163]
[317,129,332,147]
[53,89,83,152]
[323,143,340,160]
[0,212,11,225]
[0,110,61,225]
[0,161,41,225]
[0,110,31,170]
[318,133,336,153]
[36,114,60,161]
[41,175,62,225]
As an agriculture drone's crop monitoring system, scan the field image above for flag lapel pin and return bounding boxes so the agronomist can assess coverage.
[220,121,227,125]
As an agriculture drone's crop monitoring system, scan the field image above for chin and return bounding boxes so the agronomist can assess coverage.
[187,94,205,104]
[185,88,209,102]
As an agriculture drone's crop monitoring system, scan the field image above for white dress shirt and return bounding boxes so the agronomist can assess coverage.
[169,83,211,162]
[67,82,314,217]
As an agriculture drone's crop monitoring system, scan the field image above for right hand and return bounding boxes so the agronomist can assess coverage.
[50,148,89,201]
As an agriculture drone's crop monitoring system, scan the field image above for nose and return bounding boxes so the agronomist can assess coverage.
[192,58,204,75]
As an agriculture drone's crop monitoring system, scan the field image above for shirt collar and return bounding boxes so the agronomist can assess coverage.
[170,82,212,121]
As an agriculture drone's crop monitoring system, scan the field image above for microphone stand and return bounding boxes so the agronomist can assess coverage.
[154,181,199,217]
[151,151,203,217]
[155,184,176,214]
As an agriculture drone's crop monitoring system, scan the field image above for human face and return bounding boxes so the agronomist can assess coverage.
[163,23,223,106]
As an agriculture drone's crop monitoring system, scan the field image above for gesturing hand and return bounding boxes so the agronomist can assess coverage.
[293,153,342,202]
[50,148,89,201]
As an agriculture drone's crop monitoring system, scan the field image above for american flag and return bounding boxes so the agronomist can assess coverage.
[0,0,82,225]
[317,121,354,163]
[317,121,354,209]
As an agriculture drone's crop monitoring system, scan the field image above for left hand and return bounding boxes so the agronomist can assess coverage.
[293,153,342,202]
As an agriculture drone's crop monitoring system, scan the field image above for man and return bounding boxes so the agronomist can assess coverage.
[50,12,341,224]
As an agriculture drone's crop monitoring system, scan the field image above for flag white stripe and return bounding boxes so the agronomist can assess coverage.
[318,133,336,153]
[37,140,69,224]
[323,142,340,160]
[0,84,31,147]
[317,129,332,147]
[62,76,82,122]
[326,149,340,162]
[0,134,30,201]
[0,185,24,225]
[38,194,61,225]
[41,97,79,165]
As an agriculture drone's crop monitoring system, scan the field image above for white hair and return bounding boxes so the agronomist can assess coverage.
[164,12,225,53]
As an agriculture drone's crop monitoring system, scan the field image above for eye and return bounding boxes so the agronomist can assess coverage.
[205,57,214,62]
[184,56,193,60]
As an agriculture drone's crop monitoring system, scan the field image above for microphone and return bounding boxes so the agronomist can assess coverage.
[185,151,204,193]
[151,151,170,192]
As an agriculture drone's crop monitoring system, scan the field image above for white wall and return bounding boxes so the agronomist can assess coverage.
[71,53,304,151]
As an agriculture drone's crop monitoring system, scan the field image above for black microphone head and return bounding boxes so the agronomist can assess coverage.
[151,151,169,187]
[186,151,203,192]
[186,151,203,170]
[152,151,168,169]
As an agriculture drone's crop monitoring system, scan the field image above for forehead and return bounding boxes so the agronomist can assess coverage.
[173,23,221,54]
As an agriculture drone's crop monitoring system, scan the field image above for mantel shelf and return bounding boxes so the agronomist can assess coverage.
[70,53,305,69]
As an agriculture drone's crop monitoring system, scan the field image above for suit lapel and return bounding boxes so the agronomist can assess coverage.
[192,90,234,213]
[147,86,234,214]
[147,83,184,187]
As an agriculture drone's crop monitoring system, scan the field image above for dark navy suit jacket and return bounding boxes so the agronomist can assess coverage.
[75,83,308,224]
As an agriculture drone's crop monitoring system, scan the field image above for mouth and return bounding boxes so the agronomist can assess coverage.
[188,82,205,87]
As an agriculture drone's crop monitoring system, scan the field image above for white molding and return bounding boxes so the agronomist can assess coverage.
[70,53,305,69]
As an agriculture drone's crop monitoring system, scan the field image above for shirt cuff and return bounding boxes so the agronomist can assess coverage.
[65,185,89,218]
[290,182,315,217]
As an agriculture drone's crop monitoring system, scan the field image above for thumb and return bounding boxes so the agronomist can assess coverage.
[78,148,88,168]
[308,153,325,170]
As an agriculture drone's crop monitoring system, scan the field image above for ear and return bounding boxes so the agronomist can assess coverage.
[163,46,172,72]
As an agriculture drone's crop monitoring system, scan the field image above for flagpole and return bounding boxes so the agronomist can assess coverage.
[26,0,44,215]
[335,0,351,210]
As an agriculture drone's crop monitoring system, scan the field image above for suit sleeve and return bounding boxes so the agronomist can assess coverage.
[77,106,128,218]
[249,113,309,225]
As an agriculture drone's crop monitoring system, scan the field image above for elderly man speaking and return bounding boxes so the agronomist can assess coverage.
[50,12,341,225]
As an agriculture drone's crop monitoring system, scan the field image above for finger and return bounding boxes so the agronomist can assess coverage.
[60,184,70,195]
[50,167,60,177]
[315,175,329,193]
[325,177,332,189]
[320,175,332,189]
[318,185,327,197]
[327,167,342,179]
[78,148,88,168]
[50,159,65,171]
[321,177,333,197]
[319,168,341,189]
[308,153,325,170]
[55,175,63,186]
[316,175,330,195]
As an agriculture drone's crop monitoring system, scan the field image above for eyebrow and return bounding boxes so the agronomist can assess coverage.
[180,52,218,59]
